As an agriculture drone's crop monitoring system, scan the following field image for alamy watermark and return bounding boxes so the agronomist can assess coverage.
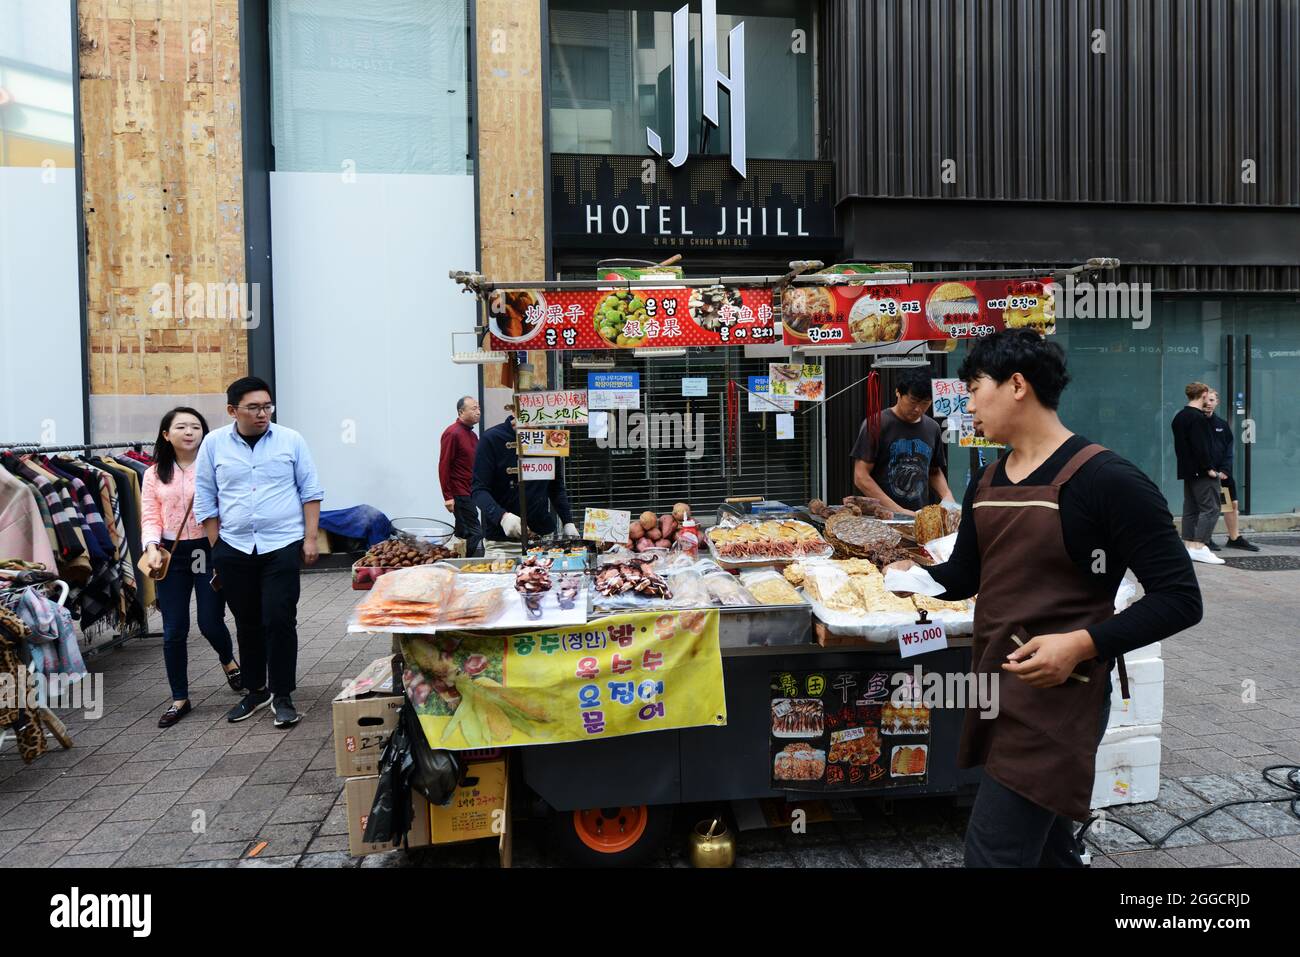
[0,670,103,720]
[594,409,705,461]
[149,275,260,328]
[891,666,1000,719]
[1047,274,1151,330]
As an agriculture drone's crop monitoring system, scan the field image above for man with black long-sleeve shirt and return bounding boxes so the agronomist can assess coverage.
[887,330,1202,868]
[471,416,578,542]
[1171,382,1225,564]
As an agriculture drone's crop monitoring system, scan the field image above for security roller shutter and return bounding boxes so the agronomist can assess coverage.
[559,350,816,516]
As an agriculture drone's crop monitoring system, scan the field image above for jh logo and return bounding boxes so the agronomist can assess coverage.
[646,0,747,177]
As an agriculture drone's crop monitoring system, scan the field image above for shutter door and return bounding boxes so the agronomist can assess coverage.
[560,350,818,515]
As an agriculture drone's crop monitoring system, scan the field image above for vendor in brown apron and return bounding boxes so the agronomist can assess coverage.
[959,443,1121,866]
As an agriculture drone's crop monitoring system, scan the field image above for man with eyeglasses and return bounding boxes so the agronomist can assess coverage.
[195,376,324,728]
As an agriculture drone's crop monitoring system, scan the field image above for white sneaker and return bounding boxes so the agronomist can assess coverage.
[1187,544,1225,565]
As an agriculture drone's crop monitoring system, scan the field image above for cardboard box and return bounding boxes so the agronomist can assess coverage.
[431,758,509,844]
[333,692,404,778]
[345,776,432,857]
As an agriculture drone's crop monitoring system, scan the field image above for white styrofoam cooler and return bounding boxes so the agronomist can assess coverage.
[1092,723,1162,809]
[1107,657,1165,729]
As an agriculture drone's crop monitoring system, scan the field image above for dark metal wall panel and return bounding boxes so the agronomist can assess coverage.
[822,0,1300,207]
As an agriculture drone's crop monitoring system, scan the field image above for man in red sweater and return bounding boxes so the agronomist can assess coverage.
[440,396,483,557]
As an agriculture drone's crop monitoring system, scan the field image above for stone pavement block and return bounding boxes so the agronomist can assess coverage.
[227,734,284,756]
[202,752,267,778]
[319,803,348,837]
[1225,802,1300,838]
[0,840,77,867]
[1180,774,1253,803]
[1119,808,1204,847]
[179,774,249,803]
[1190,812,1261,844]
[905,833,966,867]
[1217,838,1300,866]
[0,799,72,832]
[246,758,311,786]
[146,766,208,793]
[67,752,131,776]
[193,808,276,845]
[131,739,193,763]
[2,766,66,791]
[1165,843,1245,867]
[116,831,198,867]
[36,748,96,771]
[1084,818,1150,853]
[223,783,292,812]
[266,793,335,825]
[300,850,359,868]
[0,790,24,817]
[1112,849,1185,868]
[149,801,224,835]
[100,759,169,786]
[291,769,345,795]
[97,732,165,755]
[306,834,350,854]
[66,783,144,814]
[165,746,231,771]
[181,840,251,863]
[237,855,302,867]
[32,773,104,803]
[69,819,153,855]
[0,827,34,856]
[251,823,318,857]
[52,852,122,868]
[37,808,115,843]
[105,790,184,823]
[1196,733,1278,758]
[359,849,417,868]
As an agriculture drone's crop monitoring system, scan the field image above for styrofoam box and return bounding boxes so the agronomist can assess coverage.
[1092,723,1162,809]
[1125,641,1161,662]
[1107,657,1164,729]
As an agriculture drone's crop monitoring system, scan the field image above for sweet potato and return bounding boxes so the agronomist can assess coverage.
[629,522,644,541]
[639,510,658,531]
[647,527,662,542]
[659,514,677,540]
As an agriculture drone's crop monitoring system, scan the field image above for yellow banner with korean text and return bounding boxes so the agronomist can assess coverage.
[399,609,726,749]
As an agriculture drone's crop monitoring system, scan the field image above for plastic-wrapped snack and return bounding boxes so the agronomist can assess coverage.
[666,570,712,609]
[739,569,803,606]
[353,564,457,628]
[801,563,863,613]
[701,572,755,607]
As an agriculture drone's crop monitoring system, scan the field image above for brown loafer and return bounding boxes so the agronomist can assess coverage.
[225,665,243,693]
[158,700,192,728]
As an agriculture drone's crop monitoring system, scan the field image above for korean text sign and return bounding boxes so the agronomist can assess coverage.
[400,609,726,749]
[487,287,777,351]
[516,390,589,427]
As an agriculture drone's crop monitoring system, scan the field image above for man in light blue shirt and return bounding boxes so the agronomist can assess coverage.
[197,376,324,728]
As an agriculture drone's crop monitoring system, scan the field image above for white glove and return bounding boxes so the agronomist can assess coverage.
[562,523,579,538]
[500,512,522,539]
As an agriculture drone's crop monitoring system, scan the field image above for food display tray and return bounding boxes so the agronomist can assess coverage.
[703,521,834,568]
[802,592,975,642]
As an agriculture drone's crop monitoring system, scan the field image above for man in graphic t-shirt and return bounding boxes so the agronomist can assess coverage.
[851,368,955,515]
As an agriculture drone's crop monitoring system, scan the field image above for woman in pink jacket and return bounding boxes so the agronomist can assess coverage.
[141,408,241,727]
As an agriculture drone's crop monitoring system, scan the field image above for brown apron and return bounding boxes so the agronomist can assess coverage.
[957,443,1120,820]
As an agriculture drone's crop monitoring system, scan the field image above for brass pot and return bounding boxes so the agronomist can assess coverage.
[688,818,735,868]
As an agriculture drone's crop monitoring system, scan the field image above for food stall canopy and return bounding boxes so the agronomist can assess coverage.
[451,259,1120,353]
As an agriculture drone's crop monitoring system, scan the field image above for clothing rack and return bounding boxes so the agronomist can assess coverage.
[0,440,153,453]
[1,440,161,655]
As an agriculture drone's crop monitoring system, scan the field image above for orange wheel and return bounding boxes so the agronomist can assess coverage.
[573,806,649,854]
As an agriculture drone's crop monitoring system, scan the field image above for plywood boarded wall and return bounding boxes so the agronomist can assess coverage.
[476,0,547,401]
[78,0,247,436]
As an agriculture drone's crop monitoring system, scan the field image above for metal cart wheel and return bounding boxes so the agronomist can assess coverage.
[549,803,673,867]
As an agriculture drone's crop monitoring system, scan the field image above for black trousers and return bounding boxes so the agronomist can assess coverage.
[212,539,301,697]
[453,495,483,557]
[964,692,1112,868]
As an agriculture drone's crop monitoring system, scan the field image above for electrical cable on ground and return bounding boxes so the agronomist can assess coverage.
[1075,764,1300,852]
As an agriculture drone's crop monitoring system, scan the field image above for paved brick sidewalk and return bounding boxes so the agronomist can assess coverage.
[1,539,1298,868]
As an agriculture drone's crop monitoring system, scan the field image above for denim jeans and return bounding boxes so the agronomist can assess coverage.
[155,538,234,701]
